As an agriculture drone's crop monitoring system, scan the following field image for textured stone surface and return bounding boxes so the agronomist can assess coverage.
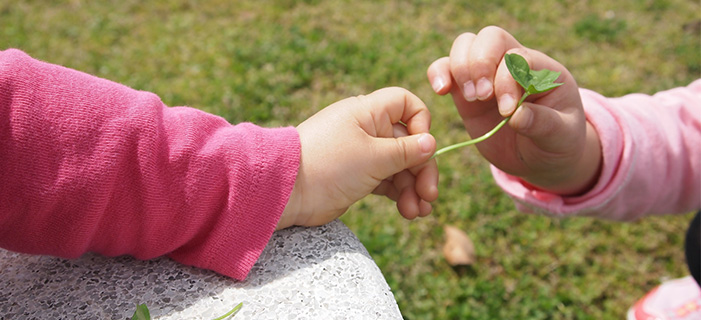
[0,220,401,319]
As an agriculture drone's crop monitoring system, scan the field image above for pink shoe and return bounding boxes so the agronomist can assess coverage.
[627,276,701,320]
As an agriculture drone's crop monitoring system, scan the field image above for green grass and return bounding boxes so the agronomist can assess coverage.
[3,0,699,318]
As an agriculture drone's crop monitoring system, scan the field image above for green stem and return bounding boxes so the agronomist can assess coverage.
[432,91,529,159]
[516,90,529,106]
[212,302,243,320]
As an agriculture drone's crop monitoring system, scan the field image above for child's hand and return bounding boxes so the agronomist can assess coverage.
[277,87,439,230]
[427,26,601,195]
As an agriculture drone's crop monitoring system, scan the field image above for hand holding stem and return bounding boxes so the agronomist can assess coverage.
[427,27,602,195]
[432,53,562,159]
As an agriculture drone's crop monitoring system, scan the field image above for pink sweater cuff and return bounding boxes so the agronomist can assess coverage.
[168,124,300,280]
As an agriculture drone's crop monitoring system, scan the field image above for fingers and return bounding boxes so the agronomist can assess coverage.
[351,87,441,219]
[359,87,432,136]
[445,26,577,129]
[374,122,438,217]
[372,122,438,219]
[450,26,523,102]
[371,170,433,219]
[394,170,433,219]
[467,26,522,93]
[427,57,452,95]
[392,123,409,137]
[496,47,575,117]
[370,134,438,220]
[372,133,436,177]
[356,86,437,182]
[493,47,531,117]
[449,32,478,101]
[389,123,438,202]
[393,170,420,219]
[372,179,400,201]
[372,167,437,219]
[414,160,439,202]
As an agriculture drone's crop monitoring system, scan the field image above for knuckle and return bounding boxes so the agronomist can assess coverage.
[354,94,371,110]
[381,86,407,96]
[453,32,476,46]
[480,25,505,36]
[450,60,470,79]
[392,138,411,169]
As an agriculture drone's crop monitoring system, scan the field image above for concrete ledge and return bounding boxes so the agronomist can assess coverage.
[0,220,401,319]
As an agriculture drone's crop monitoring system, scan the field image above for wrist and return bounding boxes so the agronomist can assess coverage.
[277,165,304,230]
[277,186,301,230]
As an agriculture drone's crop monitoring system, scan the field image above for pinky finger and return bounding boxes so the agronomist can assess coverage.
[418,200,433,217]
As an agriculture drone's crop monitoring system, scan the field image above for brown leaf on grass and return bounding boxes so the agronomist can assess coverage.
[442,225,475,266]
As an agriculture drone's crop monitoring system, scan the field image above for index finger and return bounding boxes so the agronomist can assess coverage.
[358,87,432,137]
[461,26,523,101]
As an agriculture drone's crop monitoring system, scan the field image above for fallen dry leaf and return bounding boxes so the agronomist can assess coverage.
[442,225,475,266]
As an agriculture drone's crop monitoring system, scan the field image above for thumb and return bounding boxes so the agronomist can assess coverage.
[509,102,583,153]
[372,133,436,178]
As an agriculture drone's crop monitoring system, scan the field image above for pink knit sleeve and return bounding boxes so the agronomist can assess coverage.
[492,80,701,221]
[0,49,300,280]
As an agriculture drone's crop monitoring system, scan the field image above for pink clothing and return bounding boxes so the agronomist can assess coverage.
[493,79,701,221]
[0,49,300,280]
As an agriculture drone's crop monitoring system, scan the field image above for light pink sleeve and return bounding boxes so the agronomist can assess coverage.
[0,49,300,280]
[492,79,701,221]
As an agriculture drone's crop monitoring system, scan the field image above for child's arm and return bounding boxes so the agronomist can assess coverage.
[0,49,437,280]
[0,49,299,280]
[427,26,701,220]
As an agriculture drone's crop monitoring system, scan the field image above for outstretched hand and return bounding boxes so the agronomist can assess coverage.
[427,26,601,195]
[277,87,439,230]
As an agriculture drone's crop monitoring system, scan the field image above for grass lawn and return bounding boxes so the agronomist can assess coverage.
[3,0,699,319]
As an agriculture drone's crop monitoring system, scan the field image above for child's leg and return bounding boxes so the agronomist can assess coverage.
[685,211,700,286]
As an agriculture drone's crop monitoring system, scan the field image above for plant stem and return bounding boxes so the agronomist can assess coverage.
[431,117,509,158]
[432,91,529,159]
[212,302,243,320]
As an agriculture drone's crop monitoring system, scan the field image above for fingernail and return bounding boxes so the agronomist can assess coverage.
[431,75,446,93]
[498,94,516,116]
[512,104,533,131]
[418,134,433,154]
[462,81,476,102]
[476,77,493,100]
